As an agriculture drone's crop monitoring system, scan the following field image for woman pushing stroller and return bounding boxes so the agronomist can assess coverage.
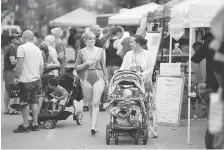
[119,34,158,138]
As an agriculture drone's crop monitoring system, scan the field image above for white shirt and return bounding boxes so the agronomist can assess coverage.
[120,50,154,82]
[17,42,44,82]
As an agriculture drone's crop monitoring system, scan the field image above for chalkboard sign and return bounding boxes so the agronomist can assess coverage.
[155,75,185,126]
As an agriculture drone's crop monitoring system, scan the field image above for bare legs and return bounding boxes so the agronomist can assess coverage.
[4,89,10,113]
[81,79,105,132]
[81,81,93,118]
[91,79,105,130]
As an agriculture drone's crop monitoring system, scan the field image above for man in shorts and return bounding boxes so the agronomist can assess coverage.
[3,34,21,115]
[13,30,44,133]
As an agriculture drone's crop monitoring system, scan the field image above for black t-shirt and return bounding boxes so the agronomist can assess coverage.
[105,39,123,67]
[4,44,17,71]
[80,37,103,49]
[191,36,219,91]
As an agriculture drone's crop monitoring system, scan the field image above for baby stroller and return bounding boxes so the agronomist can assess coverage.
[106,70,148,145]
[30,67,83,129]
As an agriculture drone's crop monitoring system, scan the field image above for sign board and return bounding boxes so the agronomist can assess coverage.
[160,63,181,76]
[145,32,162,69]
[155,75,185,126]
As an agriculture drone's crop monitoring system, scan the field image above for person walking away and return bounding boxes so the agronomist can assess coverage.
[105,26,124,82]
[13,30,44,133]
[51,28,66,74]
[3,34,21,115]
[119,34,157,138]
[75,32,108,135]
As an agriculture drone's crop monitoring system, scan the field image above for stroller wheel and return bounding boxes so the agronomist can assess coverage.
[106,124,110,145]
[134,132,139,145]
[75,112,83,125]
[143,129,148,145]
[143,115,147,129]
[115,132,119,145]
[44,120,56,129]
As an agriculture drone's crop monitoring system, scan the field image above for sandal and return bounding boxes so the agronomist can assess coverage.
[4,111,10,114]
[9,110,19,115]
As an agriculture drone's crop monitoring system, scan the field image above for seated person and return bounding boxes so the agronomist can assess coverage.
[48,78,68,113]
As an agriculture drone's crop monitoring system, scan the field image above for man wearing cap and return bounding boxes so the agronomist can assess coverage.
[13,30,44,133]
[51,28,66,73]
[3,34,21,115]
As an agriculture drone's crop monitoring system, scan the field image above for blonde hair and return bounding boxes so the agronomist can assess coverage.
[82,31,95,43]
[51,28,63,37]
[44,35,55,47]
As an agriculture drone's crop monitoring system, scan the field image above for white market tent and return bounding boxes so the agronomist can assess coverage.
[170,0,224,28]
[169,0,224,144]
[49,8,97,27]
[108,3,160,25]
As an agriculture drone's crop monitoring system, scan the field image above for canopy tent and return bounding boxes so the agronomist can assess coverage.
[49,8,97,27]
[168,0,224,144]
[154,0,186,20]
[108,3,160,25]
[170,0,224,28]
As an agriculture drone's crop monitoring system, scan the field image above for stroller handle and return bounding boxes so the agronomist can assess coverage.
[43,66,60,75]
[113,98,142,101]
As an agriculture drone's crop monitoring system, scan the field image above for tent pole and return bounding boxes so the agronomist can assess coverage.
[161,18,166,62]
[169,34,172,63]
[187,27,194,144]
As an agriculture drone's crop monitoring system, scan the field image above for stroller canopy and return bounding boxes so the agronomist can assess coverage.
[109,70,145,96]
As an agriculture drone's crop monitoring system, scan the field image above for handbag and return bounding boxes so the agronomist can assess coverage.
[8,84,20,98]
[8,84,21,109]
[72,77,83,102]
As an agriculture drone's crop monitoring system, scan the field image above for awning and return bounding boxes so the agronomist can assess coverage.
[170,0,224,28]
[49,8,97,27]
[154,0,186,20]
[108,3,160,25]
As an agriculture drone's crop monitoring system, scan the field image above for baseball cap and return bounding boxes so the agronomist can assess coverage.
[9,33,21,40]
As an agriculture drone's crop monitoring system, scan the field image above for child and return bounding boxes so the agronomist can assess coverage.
[48,78,68,113]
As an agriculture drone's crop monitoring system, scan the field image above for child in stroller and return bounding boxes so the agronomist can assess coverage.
[29,67,83,129]
[106,70,148,145]
[48,78,68,113]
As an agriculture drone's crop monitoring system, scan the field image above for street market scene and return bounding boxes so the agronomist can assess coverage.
[1,0,224,149]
